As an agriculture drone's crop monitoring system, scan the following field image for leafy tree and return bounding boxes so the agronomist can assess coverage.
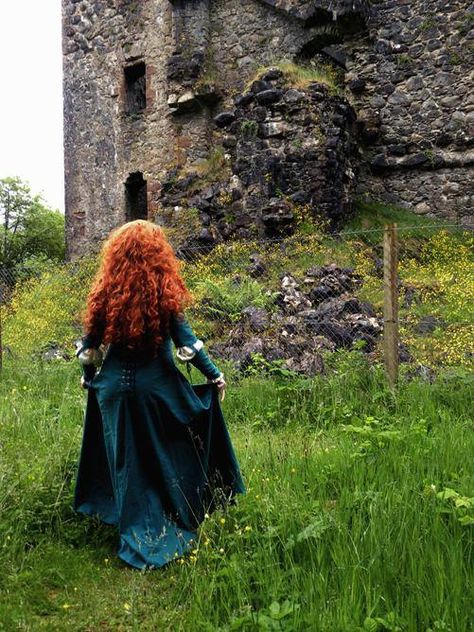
[0,177,65,276]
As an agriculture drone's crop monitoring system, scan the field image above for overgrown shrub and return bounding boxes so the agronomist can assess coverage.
[2,256,98,357]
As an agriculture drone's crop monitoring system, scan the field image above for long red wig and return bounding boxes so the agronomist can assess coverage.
[83,220,193,350]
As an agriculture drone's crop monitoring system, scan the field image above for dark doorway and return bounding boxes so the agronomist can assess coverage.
[125,172,148,220]
[124,62,146,114]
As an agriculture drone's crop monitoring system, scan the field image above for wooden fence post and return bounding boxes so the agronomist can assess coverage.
[383,223,399,388]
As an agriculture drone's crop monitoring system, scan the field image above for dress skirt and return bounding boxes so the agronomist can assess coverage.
[73,345,246,570]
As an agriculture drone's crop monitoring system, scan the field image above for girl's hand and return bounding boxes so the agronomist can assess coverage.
[80,376,88,389]
[216,376,226,402]
[207,372,227,402]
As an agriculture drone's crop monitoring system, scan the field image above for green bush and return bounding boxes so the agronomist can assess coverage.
[2,256,97,357]
[191,277,277,323]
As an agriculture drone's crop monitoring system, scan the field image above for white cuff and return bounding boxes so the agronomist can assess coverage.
[209,371,225,384]
[176,339,204,362]
[77,347,103,366]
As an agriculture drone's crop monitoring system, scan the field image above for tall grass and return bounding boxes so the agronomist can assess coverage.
[249,61,340,92]
[0,354,472,630]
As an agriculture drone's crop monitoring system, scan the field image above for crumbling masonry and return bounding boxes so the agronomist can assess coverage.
[62,0,474,258]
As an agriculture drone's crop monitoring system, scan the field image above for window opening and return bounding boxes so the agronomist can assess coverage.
[124,62,146,113]
[125,172,148,220]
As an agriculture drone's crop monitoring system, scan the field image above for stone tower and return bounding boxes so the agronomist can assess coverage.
[62,0,473,258]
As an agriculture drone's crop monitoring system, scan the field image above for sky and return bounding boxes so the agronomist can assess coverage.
[0,0,64,212]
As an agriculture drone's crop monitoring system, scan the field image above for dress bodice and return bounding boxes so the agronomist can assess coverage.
[77,311,222,384]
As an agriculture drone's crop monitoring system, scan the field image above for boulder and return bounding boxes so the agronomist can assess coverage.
[415,315,447,334]
[283,351,325,376]
[247,253,267,277]
[214,111,236,128]
[241,306,270,332]
[255,88,283,105]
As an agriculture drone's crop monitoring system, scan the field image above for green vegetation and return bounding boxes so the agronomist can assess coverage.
[240,119,259,138]
[164,146,232,201]
[420,17,438,31]
[344,201,474,367]
[194,43,219,91]
[0,355,472,630]
[0,200,473,629]
[192,277,278,324]
[2,202,473,369]
[396,54,413,69]
[1,255,97,357]
[188,146,231,186]
[449,51,463,66]
[0,177,65,278]
[160,206,204,248]
[458,12,474,36]
[344,200,461,242]
[250,60,340,93]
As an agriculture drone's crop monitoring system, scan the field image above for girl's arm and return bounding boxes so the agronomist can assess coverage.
[168,311,223,381]
[76,331,103,388]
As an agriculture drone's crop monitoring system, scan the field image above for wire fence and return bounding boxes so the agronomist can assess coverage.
[0,222,473,382]
[0,268,15,301]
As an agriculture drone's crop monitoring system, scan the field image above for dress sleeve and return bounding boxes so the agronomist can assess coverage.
[169,311,222,381]
[76,331,104,387]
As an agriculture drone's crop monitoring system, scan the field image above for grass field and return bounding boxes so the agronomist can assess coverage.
[0,352,472,631]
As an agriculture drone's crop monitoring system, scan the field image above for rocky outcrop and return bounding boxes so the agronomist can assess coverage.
[159,68,358,248]
[209,262,390,377]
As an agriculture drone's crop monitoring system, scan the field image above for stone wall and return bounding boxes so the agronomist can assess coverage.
[63,0,176,257]
[344,0,474,226]
[159,68,358,250]
[62,0,474,258]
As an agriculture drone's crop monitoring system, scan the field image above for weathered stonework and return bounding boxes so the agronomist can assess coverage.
[159,70,357,250]
[344,0,474,227]
[62,0,474,258]
[63,1,175,254]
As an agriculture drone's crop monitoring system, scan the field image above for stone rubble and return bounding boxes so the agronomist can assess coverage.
[209,262,390,377]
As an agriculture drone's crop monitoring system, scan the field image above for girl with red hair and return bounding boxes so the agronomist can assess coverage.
[74,219,245,569]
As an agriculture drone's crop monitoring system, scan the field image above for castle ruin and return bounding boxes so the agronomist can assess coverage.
[62,0,474,259]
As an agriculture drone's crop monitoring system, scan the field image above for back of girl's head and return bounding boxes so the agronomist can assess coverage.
[83,220,192,349]
[103,220,163,262]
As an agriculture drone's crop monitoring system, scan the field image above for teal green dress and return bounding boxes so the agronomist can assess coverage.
[73,312,246,569]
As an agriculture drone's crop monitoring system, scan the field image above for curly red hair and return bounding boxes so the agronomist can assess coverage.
[83,220,193,350]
